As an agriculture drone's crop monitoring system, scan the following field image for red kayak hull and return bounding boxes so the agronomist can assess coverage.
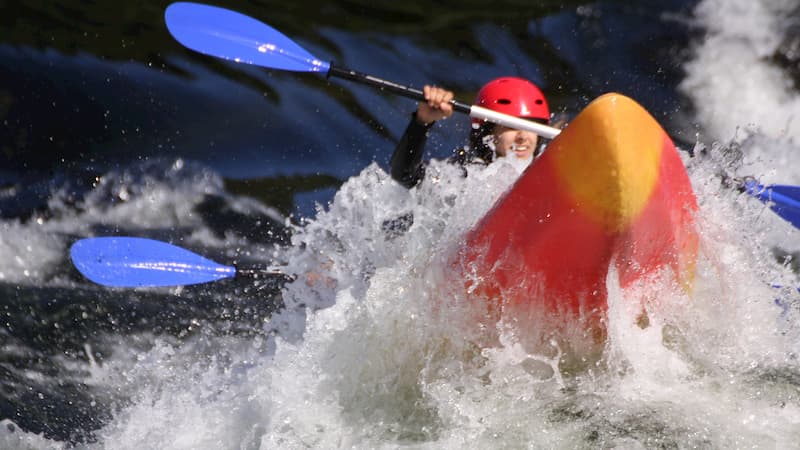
[454,93,699,331]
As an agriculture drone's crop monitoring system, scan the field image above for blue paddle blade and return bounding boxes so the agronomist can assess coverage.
[745,181,800,228]
[165,2,330,73]
[70,237,236,287]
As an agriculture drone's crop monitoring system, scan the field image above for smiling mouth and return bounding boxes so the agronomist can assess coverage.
[509,144,531,153]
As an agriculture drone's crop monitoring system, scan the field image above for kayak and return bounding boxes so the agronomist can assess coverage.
[452,93,699,336]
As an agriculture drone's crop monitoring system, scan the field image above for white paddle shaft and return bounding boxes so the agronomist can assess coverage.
[470,105,562,139]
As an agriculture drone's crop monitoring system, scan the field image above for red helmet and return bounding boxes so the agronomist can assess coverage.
[473,77,550,124]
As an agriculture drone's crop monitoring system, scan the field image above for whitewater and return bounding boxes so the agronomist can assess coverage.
[2,0,800,448]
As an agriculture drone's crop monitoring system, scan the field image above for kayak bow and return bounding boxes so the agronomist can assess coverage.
[455,93,699,326]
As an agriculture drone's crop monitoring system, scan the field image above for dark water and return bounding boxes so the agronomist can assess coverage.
[0,0,729,444]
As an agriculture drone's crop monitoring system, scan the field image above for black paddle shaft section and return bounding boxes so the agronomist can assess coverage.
[235,266,297,283]
[327,63,472,114]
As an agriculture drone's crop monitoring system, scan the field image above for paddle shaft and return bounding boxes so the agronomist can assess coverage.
[236,266,296,283]
[328,64,561,139]
[329,64,469,114]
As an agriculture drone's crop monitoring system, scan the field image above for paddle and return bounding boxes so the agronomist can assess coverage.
[743,181,800,229]
[70,237,293,287]
[163,2,561,139]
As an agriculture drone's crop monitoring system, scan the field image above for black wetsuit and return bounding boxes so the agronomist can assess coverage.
[389,113,490,189]
[389,113,434,189]
[382,114,435,236]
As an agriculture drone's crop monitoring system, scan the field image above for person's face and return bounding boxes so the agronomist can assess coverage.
[492,126,539,160]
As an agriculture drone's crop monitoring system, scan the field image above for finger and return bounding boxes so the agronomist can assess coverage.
[436,90,453,113]
[423,85,431,98]
[440,101,454,115]
[430,88,448,108]
[428,86,441,107]
[435,89,447,104]
[442,91,454,106]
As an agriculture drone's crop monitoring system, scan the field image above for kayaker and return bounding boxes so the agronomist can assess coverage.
[390,76,551,189]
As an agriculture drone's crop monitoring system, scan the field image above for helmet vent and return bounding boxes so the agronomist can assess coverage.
[535,99,543,104]
[496,99,512,105]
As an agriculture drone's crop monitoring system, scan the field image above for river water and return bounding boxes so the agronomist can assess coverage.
[2,0,800,448]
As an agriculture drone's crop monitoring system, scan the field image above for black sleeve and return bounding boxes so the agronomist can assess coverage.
[390,113,434,189]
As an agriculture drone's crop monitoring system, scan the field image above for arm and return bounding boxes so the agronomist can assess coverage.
[390,114,432,188]
[388,86,454,189]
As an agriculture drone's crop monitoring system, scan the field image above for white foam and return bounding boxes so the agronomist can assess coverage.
[77,154,800,449]
[0,420,63,450]
[681,0,799,144]
[681,0,800,256]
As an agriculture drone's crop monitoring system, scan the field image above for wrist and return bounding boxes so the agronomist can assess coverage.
[413,112,434,127]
